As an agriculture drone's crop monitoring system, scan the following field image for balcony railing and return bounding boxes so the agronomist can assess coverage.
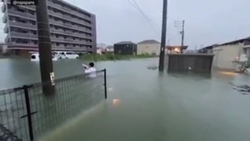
[47,1,63,11]
[65,38,73,41]
[49,20,92,35]
[18,5,36,10]
[62,6,71,13]
[2,13,7,23]
[9,21,37,29]
[1,3,6,12]
[4,24,8,33]
[64,30,72,34]
[8,9,36,20]
[63,23,72,27]
[10,32,38,39]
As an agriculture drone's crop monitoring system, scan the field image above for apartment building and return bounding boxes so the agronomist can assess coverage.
[2,0,96,56]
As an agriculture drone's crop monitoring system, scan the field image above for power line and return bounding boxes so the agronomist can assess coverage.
[126,0,159,36]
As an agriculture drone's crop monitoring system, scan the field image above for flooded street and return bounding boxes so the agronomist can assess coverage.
[1,58,250,141]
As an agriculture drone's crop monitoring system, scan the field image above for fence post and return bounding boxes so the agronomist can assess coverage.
[104,69,107,99]
[23,85,34,141]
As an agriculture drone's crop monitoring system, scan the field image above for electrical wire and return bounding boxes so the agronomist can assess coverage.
[126,0,160,37]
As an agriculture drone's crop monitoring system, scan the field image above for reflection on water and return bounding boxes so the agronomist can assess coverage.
[219,71,239,76]
[1,58,250,141]
[112,99,120,106]
[0,59,89,89]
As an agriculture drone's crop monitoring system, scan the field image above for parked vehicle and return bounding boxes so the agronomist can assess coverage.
[30,53,58,62]
[54,52,79,59]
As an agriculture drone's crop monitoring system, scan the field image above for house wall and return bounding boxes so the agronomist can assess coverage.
[96,48,102,54]
[242,45,250,57]
[137,43,160,55]
[213,43,243,71]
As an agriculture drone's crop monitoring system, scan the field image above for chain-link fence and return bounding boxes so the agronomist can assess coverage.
[0,69,107,141]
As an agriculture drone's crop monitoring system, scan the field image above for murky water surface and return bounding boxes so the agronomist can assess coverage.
[0,58,249,141]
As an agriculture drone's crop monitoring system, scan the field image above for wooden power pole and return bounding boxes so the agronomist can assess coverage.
[36,0,55,94]
[158,0,168,71]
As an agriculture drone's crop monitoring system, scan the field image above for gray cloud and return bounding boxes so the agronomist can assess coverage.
[66,0,250,49]
[1,0,250,49]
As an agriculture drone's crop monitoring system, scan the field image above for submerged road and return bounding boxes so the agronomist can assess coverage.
[0,58,250,141]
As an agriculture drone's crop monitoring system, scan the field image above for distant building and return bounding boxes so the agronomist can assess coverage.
[96,47,103,54]
[0,43,7,53]
[2,0,97,56]
[105,45,114,53]
[198,44,218,53]
[97,43,107,48]
[114,41,137,55]
[212,37,250,71]
[137,39,160,55]
[166,45,188,54]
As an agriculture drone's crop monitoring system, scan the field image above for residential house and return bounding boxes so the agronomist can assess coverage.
[198,44,218,53]
[212,37,250,71]
[137,40,160,55]
[114,41,137,55]
[241,38,250,57]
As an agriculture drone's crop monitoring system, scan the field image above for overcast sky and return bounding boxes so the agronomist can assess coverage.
[0,0,250,49]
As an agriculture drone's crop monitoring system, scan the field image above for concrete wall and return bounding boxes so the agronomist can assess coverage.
[167,54,214,73]
[137,43,160,55]
[212,44,243,71]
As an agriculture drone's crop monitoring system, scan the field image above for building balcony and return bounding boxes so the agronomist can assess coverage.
[64,30,72,34]
[10,32,38,39]
[2,13,7,23]
[62,6,72,13]
[47,1,92,22]
[51,37,65,42]
[49,20,92,34]
[4,24,8,33]
[9,21,37,29]
[47,1,63,10]
[62,14,72,20]
[1,3,6,12]
[5,36,9,43]
[65,38,74,42]
[7,42,92,51]
[8,42,37,47]
[49,19,63,26]
[48,11,63,18]
[63,22,72,27]
[8,9,36,20]
[3,0,92,26]
[19,5,36,11]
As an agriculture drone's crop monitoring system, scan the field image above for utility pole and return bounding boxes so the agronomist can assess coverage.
[180,20,185,47]
[36,0,55,95]
[175,20,185,53]
[158,0,168,71]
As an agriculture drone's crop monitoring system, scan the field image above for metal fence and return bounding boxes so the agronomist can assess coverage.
[0,69,107,141]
